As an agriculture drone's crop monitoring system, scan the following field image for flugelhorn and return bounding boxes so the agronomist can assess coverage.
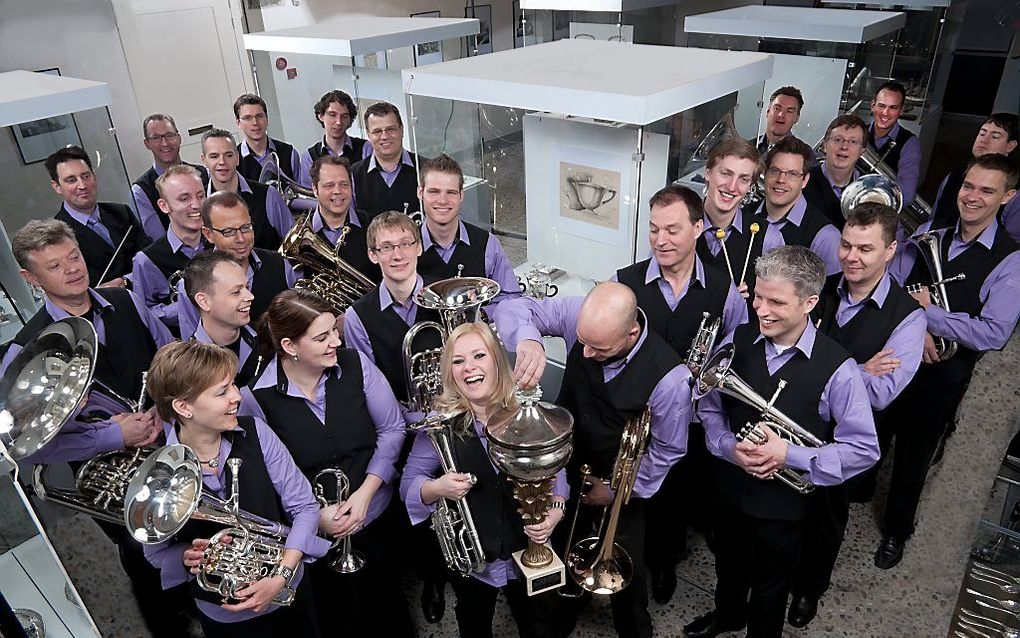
[313,468,365,573]
[696,343,822,494]
[907,231,964,361]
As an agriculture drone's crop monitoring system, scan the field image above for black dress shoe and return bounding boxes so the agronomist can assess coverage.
[874,535,905,570]
[787,593,818,628]
[651,566,678,604]
[682,611,746,638]
[421,579,446,624]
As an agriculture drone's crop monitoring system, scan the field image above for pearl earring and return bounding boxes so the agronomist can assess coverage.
[292,354,299,362]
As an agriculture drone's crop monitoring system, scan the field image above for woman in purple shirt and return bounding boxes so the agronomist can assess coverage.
[400,322,568,638]
[143,340,329,638]
[246,289,414,636]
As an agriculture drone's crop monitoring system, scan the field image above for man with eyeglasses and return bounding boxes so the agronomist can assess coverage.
[307,155,381,283]
[133,113,210,242]
[803,115,869,230]
[176,190,297,339]
[867,81,922,206]
[233,93,307,189]
[751,86,804,155]
[350,102,422,219]
[300,90,372,171]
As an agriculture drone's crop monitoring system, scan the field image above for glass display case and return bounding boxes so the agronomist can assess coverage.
[518,0,686,47]
[403,39,772,380]
[0,71,132,344]
[685,6,906,147]
[243,17,480,158]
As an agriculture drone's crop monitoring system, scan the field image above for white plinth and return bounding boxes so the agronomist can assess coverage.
[821,0,948,7]
[521,0,678,11]
[684,6,906,44]
[243,17,480,57]
[0,71,112,128]
[403,39,772,126]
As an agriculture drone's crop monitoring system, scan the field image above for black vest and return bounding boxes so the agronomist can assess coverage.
[211,179,284,251]
[192,326,261,388]
[237,139,298,185]
[867,125,915,174]
[448,413,528,562]
[556,321,681,477]
[616,258,731,359]
[15,288,157,403]
[741,199,833,296]
[417,222,489,280]
[314,215,382,284]
[249,248,290,325]
[133,163,210,230]
[714,323,849,521]
[170,417,287,605]
[350,154,421,220]
[140,235,203,305]
[55,202,149,284]
[802,165,846,230]
[249,351,377,490]
[307,137,367,166]
[350,280,443,403]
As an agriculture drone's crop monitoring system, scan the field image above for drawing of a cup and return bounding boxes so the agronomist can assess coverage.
[566,174,616,212]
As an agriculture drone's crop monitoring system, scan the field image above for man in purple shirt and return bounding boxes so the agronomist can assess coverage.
[492,282,692,638]
[417,153,521,305]
[787,203,925,628]
[867,81,922,206]
[350,101,422,219]
[131,164,208,332]
[200,128,294,251]
[612,184,747,604]
[132,113,210,241]
[4,219,184,637]
[750,86,803,155]
[683,246,877,638]
[876,153,1020,569]
[300,90,371,173]
[803,114,869,230]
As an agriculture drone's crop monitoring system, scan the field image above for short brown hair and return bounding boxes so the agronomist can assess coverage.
[763,136,814,173]
[313,90,358,126]
[183,251,244,308]
[257,289,334,360]
[233,93,268,119]
[419,153,464,191]
[44,146,92,182]
[770,86,804,111]
[147,341,238,423]
[824,114,868,142]
[310,155,351,187]
[966,153,1020,190]
[142,113,178,138]
[201,190,249,227]
[363,101,402,128]
[155,163,203,199]
[845,202,898,246]
[366,211,421,251]
[648,185,703,224]
[12,219,77,270]
[706,138,758,170]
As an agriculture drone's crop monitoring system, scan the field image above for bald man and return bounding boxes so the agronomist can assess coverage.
[491,282,692,638]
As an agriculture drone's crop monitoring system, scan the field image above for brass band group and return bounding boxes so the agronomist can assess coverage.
[3,78,1020,638]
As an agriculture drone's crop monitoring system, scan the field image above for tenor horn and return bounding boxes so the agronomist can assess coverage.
[259,151,317,206]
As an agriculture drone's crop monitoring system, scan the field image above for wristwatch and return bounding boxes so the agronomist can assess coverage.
[549,500,566,512]
[273,564,296,585]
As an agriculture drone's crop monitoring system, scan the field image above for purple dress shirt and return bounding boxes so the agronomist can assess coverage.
[368,150,416,189]
[309,207,362,247]
[821,163,860,200]
[871,122,922,205]
[700,321,879,485]
[490,297,693,497]
[242,352,406,529]
[420,220,522,304]
[700,209,746,258]
[933,173,1020,244]
[207,174,293,243]
[144,417,331,624]
[4,289,174,464]
[751,196,842,276]
[63,203,114,247]
[298,136,373,189]
[889,220,1020,352]
[131,226,206,327]
[400,416,569,587]
[177,250,298,340]
[132,163,168,242]
[831,273,927,410]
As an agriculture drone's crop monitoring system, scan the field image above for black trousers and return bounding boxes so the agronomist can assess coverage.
[309,513,415,636]
[790,485,850,599]
[449,573,561,638]
[197,574,320,638]
[94,518,193,638]
[712,489,804,638]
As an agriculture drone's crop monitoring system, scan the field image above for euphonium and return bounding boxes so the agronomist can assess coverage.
[696,343,823,494]
[279,213,374,314]
[906,231,965,361]
[839,143,933,230]
[685,312,721,376]
[125,446,296,605]
[402,321,447,414]
[312,467,365,573]
[408,411,486,575]
[564,406,651,594]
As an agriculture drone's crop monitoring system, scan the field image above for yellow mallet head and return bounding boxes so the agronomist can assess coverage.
[750,223,760,233]
[715,228,727,240]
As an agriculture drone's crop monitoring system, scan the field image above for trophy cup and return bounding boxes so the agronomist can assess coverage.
[485,386,573,595]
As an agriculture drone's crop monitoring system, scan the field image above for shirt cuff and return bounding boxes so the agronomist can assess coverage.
[785,444,818,473]
[284,527,332,560]
[516,326,544,349]
[366,460,397,486]
[924,304,948,333]
[152,543,192,589]
[95,419,126,454]
[405,475,437,525]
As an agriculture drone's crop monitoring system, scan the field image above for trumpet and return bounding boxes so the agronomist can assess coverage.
[685,312,720,376]
[313,468,366,573]
[907,231,965,361]
[696,344,822,494]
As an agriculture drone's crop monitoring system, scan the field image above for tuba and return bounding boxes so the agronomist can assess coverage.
[564,406,650,594]
[312,467,365,573]
[685,312,721,376]
[696,343,823,494]
[125,445,296,605]
[906,231,965,361]
[279,213,375,315]
[408,411,487,575]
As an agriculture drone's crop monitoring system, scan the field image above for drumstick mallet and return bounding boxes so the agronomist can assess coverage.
[738,223,761,287]
[715,228,735,282]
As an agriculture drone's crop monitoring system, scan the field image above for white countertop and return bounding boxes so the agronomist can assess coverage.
[684,6,906,44]
[0,71,112,127]
[821,0,948,7]
[403,39,772,126]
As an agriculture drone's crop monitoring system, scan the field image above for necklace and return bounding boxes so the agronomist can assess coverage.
[198,455,219,468]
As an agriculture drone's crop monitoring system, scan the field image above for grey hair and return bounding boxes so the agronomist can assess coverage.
[12,219,77,270]
[754,245,825,299]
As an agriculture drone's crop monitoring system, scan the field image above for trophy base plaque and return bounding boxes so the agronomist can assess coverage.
[513,544,565,596]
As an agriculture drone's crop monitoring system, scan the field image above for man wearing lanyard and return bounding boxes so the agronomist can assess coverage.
[867,81,922,206]
[301,90,371,169]
[751,86,804,155]
[803,115,869,230]
[48,146,148,287]
[350,102,422,219]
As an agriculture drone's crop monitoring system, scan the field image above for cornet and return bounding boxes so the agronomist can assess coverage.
[313,468,366,573]
[685,312,721,376]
